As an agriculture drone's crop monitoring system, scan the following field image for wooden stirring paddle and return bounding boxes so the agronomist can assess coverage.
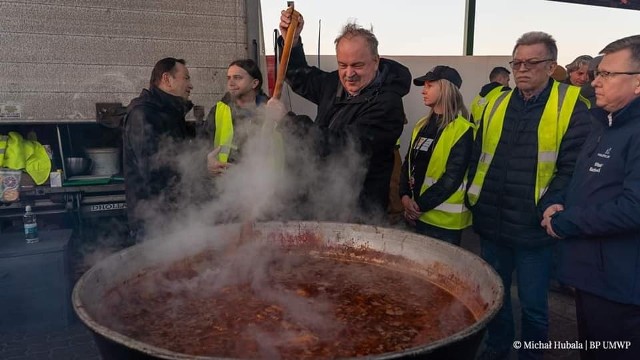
[272,3,301,100]
[225,4,301,256]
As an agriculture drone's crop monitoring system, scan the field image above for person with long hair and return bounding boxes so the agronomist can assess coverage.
[399,65,473,245]
[565,54,593,87]
[200,58,269,175]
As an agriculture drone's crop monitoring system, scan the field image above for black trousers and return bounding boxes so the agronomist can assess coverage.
[575,289,640,360]
[415,221,462,245]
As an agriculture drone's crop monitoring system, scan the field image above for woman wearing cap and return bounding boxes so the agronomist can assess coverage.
[399,65,474,245]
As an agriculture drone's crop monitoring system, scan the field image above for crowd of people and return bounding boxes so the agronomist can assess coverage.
[120,6,640,360]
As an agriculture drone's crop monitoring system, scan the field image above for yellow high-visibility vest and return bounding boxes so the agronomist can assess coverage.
[0,134,7,165]
[212,101,284,170]
[213,101,235,163]
[470,85,505,124]
[0,132,51,185]
[409,114,473,230]
[467,81,582,206]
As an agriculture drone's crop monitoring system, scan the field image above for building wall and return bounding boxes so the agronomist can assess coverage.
[0,0,256,122]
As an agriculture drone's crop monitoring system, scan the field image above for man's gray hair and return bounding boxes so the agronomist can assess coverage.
[334,22,379,58]
[566,55,594,73]
[512,31,558,61]
[600,35,640,67]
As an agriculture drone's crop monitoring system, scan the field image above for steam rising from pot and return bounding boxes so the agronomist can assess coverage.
[84,106,375,358]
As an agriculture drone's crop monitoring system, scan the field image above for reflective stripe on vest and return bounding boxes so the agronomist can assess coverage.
[409,114,473,230]
[467,81,580,206]
[213,101,234,163]
[470,86,504,124]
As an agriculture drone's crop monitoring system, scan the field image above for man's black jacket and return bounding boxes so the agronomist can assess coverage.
[282,39,411,216]
[123,87,193,232]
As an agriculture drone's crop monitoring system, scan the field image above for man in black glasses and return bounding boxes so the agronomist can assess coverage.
[466,31,591,360]
[541,34,640,360]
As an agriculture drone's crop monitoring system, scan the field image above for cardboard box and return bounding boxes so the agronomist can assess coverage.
[49,171,62,187]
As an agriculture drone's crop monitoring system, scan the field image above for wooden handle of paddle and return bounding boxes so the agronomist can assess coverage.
[273,7,301,100]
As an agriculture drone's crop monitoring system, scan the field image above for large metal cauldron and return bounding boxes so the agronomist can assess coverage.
[73,222,503,360]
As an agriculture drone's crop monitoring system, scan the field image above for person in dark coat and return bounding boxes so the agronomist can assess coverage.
[123,57,194,241]
[466,32,591,360]
[277,10,411,221]
[541,35,640,360]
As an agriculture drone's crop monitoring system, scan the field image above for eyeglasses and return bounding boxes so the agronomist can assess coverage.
[593,70,640,80]
[509,58,554,70]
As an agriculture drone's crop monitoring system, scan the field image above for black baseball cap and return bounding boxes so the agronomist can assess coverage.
[413,65,463,89]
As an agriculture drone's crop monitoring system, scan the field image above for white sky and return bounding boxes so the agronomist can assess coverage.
[260,0,639,67]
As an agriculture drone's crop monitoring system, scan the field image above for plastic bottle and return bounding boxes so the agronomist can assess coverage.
[24,205,39,244]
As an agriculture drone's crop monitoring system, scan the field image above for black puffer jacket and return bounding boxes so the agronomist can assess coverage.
[123,87,194,232]
[478,82,511,97]
[283,39,411,215]
[467,79,591,248]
